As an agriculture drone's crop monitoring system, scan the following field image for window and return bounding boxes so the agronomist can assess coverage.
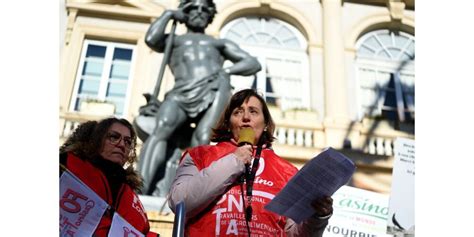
[355,30,415,122]
[220,17,310,111]
[69,40,136,116]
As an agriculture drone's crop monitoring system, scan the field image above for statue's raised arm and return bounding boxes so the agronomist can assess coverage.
[145,5,189,52]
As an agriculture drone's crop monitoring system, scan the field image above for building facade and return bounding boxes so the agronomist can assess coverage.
[59,0,414,234]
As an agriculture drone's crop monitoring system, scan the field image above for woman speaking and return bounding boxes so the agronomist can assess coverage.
[168,89,333,236]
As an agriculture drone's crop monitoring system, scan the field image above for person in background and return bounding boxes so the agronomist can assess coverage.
[168,89,333,236]
[60,117,158,237]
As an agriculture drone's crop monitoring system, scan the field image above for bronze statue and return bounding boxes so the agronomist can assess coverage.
[136,0,261,195]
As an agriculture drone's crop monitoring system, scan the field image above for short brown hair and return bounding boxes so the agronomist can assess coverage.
[211,89,275,147]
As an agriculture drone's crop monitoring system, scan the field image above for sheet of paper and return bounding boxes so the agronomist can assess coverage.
[265,147,356,223]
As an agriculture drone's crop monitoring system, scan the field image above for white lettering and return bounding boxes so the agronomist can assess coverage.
[253,191,275,200]
[226,219,238,235]
[255,176,274,187]
[212,208,226,235]
[216,194,226,205]
[132,195,147,221]
[227,194,243,212]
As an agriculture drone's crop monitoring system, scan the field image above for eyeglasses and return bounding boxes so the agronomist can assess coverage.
[106,131,134,149]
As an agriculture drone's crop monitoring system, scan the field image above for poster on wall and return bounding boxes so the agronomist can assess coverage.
[324,185,393,237]
[387,137,415,234]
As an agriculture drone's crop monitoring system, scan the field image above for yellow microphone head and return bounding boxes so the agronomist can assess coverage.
[238,127,255,146]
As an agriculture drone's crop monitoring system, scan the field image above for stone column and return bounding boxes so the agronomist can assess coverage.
[321,0,350,148]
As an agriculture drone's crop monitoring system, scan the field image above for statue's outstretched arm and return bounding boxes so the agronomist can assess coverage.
[220,39,262,76]
[145,10,185,52]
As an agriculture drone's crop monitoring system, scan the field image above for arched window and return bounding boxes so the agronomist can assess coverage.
[355,30,415,122]
[220,17,310,111]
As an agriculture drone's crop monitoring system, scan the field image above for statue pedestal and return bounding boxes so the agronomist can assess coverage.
[139,195,173,213]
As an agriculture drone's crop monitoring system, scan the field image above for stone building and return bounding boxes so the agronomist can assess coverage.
[59,0,415,234]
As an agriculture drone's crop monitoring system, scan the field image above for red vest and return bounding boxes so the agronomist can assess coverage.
[185,142,298,236]
[62,153,157,237]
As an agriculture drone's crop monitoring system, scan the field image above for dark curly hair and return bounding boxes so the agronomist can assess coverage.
[60,117,142,191]
[211,89,275,147]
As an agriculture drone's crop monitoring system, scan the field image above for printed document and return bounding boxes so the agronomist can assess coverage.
[265,147,356,223]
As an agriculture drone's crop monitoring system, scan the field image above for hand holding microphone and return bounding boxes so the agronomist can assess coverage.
[234,145,253,165]
[234,128,255,167]
[236,128,260,225]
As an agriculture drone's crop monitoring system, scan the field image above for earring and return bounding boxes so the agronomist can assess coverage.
[264,126,268,131]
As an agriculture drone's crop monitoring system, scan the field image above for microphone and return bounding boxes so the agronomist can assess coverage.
[238,127,258,226]
[238,127,255,147]
[238,127,254,183]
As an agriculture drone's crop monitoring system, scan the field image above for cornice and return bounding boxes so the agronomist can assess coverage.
[66,2,163,20]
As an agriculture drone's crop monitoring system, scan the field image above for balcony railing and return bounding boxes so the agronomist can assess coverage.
[60,101,116,141]
[60,111,413,157]
[273,124,412,156]
[59,112,108,142]
[274,124,325,148]
[269,106,413,157]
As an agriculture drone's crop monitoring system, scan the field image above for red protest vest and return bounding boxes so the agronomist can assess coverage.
[61,152,157,237]
[185,141,298,236]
